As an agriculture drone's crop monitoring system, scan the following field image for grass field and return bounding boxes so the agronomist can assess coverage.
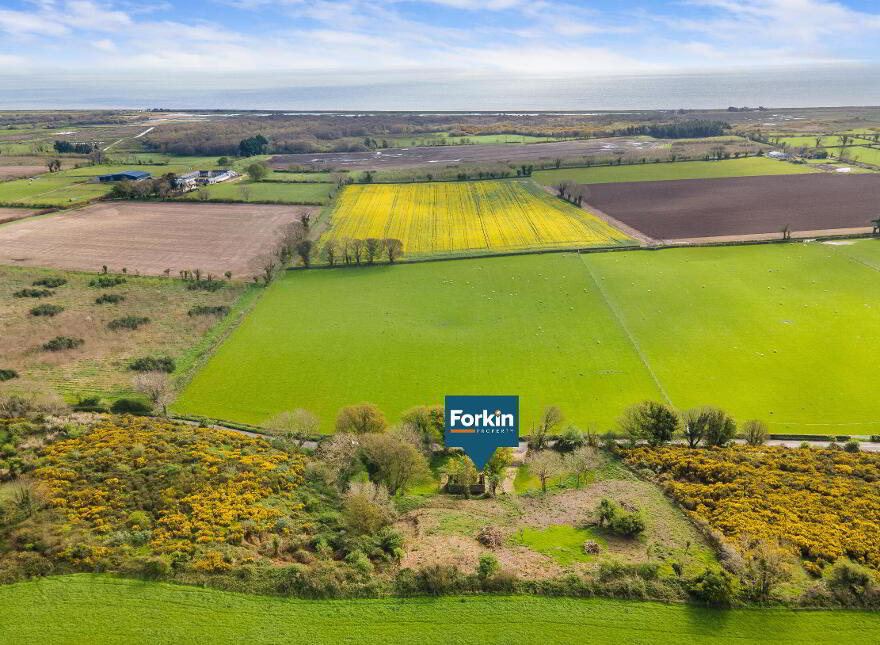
[323,180,632,257]
[0,173,108,206]
[775,135,874,148]
[0,265,252,400]
[845,146,880,166]
[178,179,333,203]
[176,242,880,434]
[3,575,879,645]
[532,157,818,186]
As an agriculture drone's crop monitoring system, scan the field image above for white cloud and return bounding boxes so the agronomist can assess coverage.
[92,37,116,51]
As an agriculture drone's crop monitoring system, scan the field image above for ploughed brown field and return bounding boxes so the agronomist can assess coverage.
[0,166,48,180]
[0,201,305,278]
[584,174,880,240]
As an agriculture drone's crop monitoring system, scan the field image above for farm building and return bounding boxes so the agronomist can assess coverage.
[767,151,791,160]
[96,170,151,182]
[196,170,237,185]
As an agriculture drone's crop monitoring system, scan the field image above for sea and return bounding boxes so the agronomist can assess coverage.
[2,66,880,111]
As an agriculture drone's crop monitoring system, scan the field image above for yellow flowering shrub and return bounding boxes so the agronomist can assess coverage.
[34,416,306,560]
[625,445,880,571]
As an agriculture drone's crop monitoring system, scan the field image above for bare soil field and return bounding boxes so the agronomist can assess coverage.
[0,165,48,179]
[0,207,42,225]
[0,201,305,278]
[269,138,669,170]
[584,174,880,239]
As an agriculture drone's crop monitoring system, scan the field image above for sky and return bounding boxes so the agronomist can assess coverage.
[1,0,880,81]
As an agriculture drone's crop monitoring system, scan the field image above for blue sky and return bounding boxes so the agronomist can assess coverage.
[1,0,880,79]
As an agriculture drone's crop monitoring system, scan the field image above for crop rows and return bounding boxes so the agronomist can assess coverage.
[325,180,632,256]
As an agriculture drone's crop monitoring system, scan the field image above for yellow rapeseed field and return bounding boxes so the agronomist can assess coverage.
[325,180,632,256]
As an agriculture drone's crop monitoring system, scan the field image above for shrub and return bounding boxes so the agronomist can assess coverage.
[42,336,84,351]
[583,540,601,555]
[688,568,739,606]
[618,400,679,446]
[554,426,587,452]
[0,369,18,382]
[844,440,861,453]
[476,554,501,581]
[186,279,224,292]
[415,564,468,595]
[188,305,230,317]
[743,419,768,446]
[89,276,126,288]
[342,481,394,536]
[95,293,125,304]
[110,398,152,415]
[107,316,150,331]
[335,403,387,434]
[32,277,67,288]
[72,395,107,412]
[609,510,646,538]
[827,561,879,606]
[14,288,53,298]
[129,356,175,373]
[30,303,64,317]
[596,498,619,526]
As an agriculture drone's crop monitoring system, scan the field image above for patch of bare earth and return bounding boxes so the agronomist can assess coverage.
[397,477,714,579]
[585,173,880,239]
[0,166,48,180]
[0,201,307,278]
[0,208,41,225]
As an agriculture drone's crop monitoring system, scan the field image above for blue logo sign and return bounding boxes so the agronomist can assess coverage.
[444,395,519,470]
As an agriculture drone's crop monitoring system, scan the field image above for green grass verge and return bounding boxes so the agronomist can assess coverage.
[532,157,818,186]
[3,575,880,645]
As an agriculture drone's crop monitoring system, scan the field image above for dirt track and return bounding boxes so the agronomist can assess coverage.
[584,173,880,239]
[0,201,306,277]
[270,138,666,171]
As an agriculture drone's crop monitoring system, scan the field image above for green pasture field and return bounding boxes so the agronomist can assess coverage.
[844,146,880,166]
[176,242,880,435]
[177,180,333,203]
[0,174,108,206]
[3,575,879,645]
[775,135,873,148]
[264,170,336,182]
[532,157,818,186]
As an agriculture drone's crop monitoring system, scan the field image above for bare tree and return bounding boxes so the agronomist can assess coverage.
[239,185,252,201]
[384,238,403,263]
[322,239,339,266]
[365,238,382,264]
[264,408,320,445]
[133,372,173,415]
[569,446,599,488]
[295,239,314,267]
[527,450,563,493]
[351,239,364,264]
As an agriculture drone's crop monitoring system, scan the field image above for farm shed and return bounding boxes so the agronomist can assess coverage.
[96,170,151,182]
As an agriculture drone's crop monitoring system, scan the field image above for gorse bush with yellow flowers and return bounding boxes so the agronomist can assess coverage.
[625,445,880,573]
[34,417,306,563]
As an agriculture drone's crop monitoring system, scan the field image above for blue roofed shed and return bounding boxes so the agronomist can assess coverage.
[97,170,151,182]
